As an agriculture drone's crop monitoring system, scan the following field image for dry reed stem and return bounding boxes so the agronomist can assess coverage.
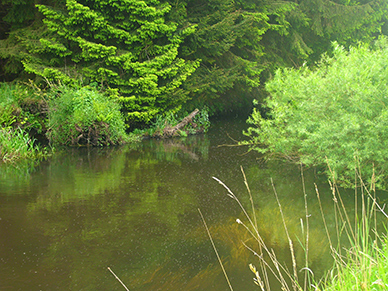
[214,176,289,287]
[355,170,388,219]
[198,208,234,291]
[271,178,299,291]
[240,166,258,231]
[237,219,292,288]
[300,164,310,291]
[315,183,333,248]
[107,267,130,291]
[243,242,283,285]
[214,175,306,291]
[212,177,261,241]
[326,159,355,242]
[240,166,270,289]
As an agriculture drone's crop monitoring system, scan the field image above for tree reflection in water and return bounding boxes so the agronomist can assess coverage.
[0,119,364,290]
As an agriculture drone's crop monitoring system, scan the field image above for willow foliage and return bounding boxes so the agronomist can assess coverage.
[245,37,388,188]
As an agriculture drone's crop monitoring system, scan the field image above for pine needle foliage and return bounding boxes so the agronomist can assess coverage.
[260,0,388,69]
[19,0,199,127]
[244,37,388,189]
[176,0,296,111]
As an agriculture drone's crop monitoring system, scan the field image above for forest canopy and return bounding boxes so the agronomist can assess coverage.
[1,0,388,177]
[1,0,387,122]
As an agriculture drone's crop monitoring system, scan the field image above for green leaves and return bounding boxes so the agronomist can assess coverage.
[19,0,199,127]
[245,37,388,188]
[48,86,128,146]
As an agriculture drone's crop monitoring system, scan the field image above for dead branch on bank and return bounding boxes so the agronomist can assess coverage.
[160,108,200,138]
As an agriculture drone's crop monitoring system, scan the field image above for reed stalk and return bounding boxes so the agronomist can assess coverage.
[107,267,130,291]
[209,164,388,291]
[198,208,234,291]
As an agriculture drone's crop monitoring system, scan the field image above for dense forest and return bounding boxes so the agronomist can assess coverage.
[1,0,387,117]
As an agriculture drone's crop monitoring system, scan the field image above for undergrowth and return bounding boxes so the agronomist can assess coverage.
[0,82,47,133]
[0,127,47,163]
[47,85,129,146]
[209,165,388,291]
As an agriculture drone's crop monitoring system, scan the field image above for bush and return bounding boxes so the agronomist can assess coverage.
[47,86,128,146]
[0,82,47,133]
[244,37,388,188]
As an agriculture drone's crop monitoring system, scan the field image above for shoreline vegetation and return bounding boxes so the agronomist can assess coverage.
[1,1,388,288]
[0,126,47,163]
[211,167,388,291]
[243,37,388,190]
[0,82,210,164]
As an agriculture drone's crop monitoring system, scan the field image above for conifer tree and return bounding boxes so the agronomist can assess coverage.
[260,0,388,68]
[20,0,200,126]
[170,0,291,111]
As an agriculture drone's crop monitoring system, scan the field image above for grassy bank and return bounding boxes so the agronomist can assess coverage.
[0,127,47,163]
[323,235,388,290]
[212,167,388,291]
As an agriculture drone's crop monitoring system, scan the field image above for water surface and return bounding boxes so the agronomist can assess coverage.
[0,117,380,290]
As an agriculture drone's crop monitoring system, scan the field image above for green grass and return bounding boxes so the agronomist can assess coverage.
[211,166,388,291]
[320,177,388,291]
[323,235,388,290]
[0,127,46,163]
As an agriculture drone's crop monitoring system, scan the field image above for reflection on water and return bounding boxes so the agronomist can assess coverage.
[1,117,386,290]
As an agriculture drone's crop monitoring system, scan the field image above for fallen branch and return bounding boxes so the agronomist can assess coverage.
[163,108,199,137]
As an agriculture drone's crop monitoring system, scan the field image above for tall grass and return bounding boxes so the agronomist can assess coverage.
[210,165,388,291]
[0,127,45,163]
[322,167,388,291]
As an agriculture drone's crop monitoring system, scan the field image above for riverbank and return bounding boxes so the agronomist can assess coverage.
[0,82,211,164]
[0,127,48,163]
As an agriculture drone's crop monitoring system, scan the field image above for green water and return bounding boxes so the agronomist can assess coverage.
[0,118,381,290]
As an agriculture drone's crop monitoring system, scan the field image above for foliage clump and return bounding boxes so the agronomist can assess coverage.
[0,82,48,163]
[48,86,128,146]
[0,127,45,162]
[244,37,388,188]
[17,0,199,127]
[0,82,47,132]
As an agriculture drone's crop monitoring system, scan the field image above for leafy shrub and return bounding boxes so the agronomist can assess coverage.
[47,86,128,146]
[244,37,388,188]
[0,82,47,132]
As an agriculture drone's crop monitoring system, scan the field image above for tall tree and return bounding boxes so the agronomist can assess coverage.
[0,0,46,80]
[260,0,388,69]
[7,0,199,126]
[168,0,295,113]
[166,0,388,114]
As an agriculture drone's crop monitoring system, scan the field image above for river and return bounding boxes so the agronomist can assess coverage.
[0,117,382,290]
